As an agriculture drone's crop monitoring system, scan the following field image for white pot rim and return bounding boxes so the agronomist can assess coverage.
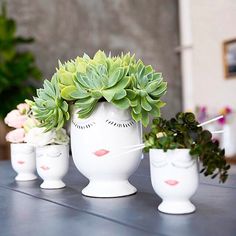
[36,144,69,149]
[11,143,32,146]
[150,148,190,152]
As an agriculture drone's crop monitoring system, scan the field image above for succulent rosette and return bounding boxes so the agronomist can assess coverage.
[32,50,167,130]
[32,76,70,131]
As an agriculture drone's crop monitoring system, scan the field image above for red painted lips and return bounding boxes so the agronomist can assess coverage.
[40,165,50,171]
[164,179,179,186]
[94,149,110,157]
[17,160,25,165]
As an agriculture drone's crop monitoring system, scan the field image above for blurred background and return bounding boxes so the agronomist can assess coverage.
[1,0,236,160]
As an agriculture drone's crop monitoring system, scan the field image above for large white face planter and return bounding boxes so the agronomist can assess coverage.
[71,102,143,198]
[36,145,69,189]
[150,149,199,214]
[11,143,37,181]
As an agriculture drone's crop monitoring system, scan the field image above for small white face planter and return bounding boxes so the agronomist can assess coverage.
[36,145,69,189]
[150,149,199,214]
[11,143,37,181]
[71,102,142,198]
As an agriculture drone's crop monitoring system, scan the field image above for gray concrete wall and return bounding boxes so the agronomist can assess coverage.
[6,0,181,117]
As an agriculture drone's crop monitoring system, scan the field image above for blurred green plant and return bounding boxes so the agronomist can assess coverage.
[144,112,230,183]
[0,2,41,119]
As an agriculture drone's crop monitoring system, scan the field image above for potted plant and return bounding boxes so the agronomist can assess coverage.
[25,126,70,189]
[31,51,167,197]
[144,112,230,214]
[4,102,38,181]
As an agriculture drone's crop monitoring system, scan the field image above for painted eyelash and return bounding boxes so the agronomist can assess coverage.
[151,161,168,168]
[105,120,135,128]
[48,153,62,158]
[72,120,95,129]
[171,161,195,169]
[37,153,62,158]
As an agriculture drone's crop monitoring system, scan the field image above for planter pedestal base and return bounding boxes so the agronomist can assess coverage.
[15,173,37,181]
[158,200,196,214]
[40,180,66,189]
[82,180,137,198]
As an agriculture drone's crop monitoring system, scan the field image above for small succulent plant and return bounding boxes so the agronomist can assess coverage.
[32,76,70,131]
[33,50,167,130]
[144,112,230,183]
[127,60,167,126]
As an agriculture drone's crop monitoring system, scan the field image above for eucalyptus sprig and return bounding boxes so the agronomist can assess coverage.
[144,112,230,183]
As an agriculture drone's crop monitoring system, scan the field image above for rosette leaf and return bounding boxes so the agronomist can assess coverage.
[32,76,70,131]
[128,60,167,127]
[71,52,131,119]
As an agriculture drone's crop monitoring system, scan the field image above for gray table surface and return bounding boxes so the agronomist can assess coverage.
[0,156,236,236]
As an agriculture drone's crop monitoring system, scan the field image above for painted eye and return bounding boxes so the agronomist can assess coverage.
[151,160,168,168]
[171,160,195,169]
[72,120,95,129]
[21,149,34,154]
[105,119,135,128]
[12,149,34,155]
[47,152,62,158]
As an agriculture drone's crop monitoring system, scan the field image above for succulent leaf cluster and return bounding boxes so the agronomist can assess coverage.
[144,112,230,183]
[128,60,167,126]
[33,50,167,129]
[55,51,167,126]
[32,76,70,131]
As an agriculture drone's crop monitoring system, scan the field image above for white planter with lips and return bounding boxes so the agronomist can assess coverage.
[11,143,37,181]
[71,102,143,198]
[150,149,199,214]
[36,144,69,189]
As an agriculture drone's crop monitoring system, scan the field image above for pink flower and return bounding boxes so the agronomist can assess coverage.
[17,103,30,114]
[218,116,226,125]
[225,106,232,114]
[4,109,28,128]
[6,128,25,143]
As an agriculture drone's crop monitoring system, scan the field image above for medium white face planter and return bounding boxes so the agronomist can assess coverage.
[11,143,37,181]
[71,102,142,198]
[36,145,69,189]
[150,149,199,214]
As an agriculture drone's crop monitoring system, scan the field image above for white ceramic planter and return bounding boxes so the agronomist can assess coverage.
[11,143,37,181]
[36,145,69,189]
[71,102,142,198]
[221,124,236,157]
[150,149,199,214]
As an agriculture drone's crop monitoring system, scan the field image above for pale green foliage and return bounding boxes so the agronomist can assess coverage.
[33,50,167,130]
[32,76,70,131]
[127,60,167,126]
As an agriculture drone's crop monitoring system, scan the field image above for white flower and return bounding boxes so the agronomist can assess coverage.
[24,127,69,147]
[24,127,56,147]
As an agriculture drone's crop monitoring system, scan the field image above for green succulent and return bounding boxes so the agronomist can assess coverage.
[32,76,70,131]
[56,51,167,126]
[127,60,167,126]
[33,50,167,129]
[144,112,230,183]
